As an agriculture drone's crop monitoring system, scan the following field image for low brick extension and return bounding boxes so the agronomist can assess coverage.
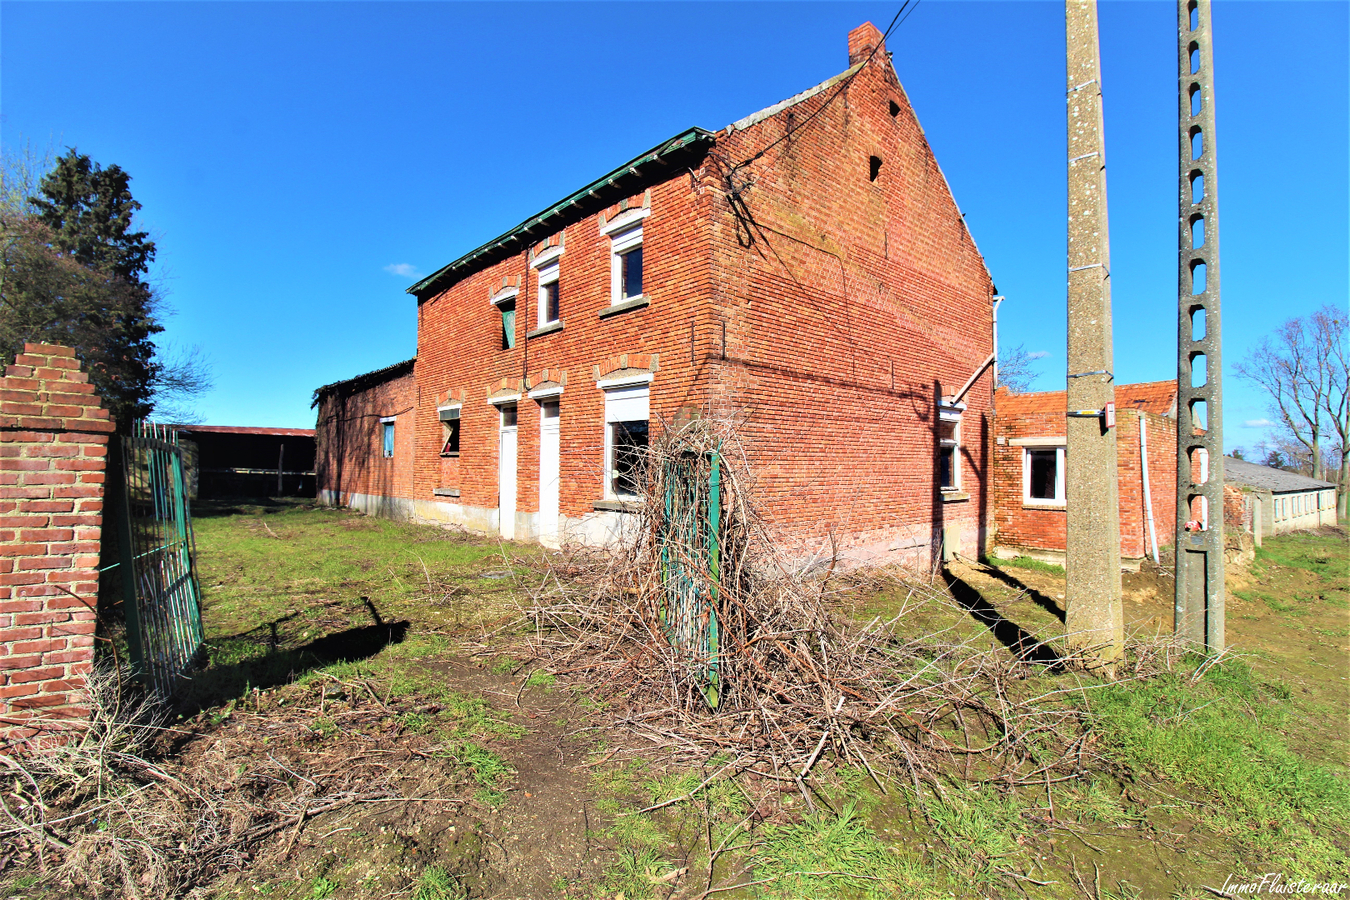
[1,343,113,743]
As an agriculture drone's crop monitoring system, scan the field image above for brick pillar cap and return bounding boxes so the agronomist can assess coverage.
[848,22,885,66]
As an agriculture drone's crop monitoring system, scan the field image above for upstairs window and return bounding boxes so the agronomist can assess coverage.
[381,417,396,458]
[492,285,519,350]
[602,207,650,306]
[500,299,516,349]
[531,244,564,329]
[439,406,461,456]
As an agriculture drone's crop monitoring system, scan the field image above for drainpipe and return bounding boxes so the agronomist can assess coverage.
[991,295,1004,391]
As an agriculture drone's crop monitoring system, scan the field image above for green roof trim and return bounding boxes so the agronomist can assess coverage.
[408,127,715,300]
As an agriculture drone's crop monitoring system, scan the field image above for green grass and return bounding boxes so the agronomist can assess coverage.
[753,803,948,899]
[1086,652,1350,877]
[984,554,1066,576]
[412,866,466,900]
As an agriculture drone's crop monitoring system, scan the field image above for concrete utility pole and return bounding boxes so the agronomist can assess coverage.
[1174,0,1225,651]
[1064,0,1123,663]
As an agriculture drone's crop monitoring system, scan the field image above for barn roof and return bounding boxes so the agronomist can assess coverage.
[311,358,416,407]
[1223,457,1337,494]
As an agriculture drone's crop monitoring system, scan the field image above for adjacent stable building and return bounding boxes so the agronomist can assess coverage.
[1222,457,1338,538]
[317,23,1000,567]
[991,382,1179,567]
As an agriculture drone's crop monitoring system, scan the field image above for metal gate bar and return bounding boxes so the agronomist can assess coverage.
[659,448,722,708]
[115,421,204,699]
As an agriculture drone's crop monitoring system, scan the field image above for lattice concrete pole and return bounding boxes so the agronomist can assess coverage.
[1064,0,1123,663]
[1174,0,1225,650]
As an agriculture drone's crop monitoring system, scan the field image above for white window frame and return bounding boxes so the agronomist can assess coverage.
[601,379,650,501]
[1020,442,1067,507]
[602,208,650,306]
[437,403,462,457]
[938,402,964,493]
[380,416,397,459]
[532,244,563,328]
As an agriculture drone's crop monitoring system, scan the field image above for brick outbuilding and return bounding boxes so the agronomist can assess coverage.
[991,382,1179,566]
[318,23,999,568]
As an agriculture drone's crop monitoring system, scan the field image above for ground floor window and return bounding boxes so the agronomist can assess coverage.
[938,403,964,492]
[439,406,461,456]
[603,383,649,500]
[1022,444,1066,505]
[381,417,396,458]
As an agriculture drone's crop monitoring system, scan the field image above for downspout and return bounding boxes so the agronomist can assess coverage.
[991,295,1004,391]
[1140,413,1160,564]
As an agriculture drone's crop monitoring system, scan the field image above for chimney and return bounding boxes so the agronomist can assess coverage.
[848,22,885,66]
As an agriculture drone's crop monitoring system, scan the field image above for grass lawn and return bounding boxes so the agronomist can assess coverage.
[6,502,1345,900]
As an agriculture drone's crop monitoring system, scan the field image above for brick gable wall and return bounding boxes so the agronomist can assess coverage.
[702,23,996,564]
[1,344,113,741]
[314,369,417,517]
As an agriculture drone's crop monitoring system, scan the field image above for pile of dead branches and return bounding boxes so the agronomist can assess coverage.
[0,665,464,899]
[517,414,1179,804]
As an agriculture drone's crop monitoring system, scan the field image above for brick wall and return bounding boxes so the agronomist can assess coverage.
[315,365,418,517]
[704,21,996,564]
[398,23,998,567]
[1,343,113,741]
[993,386,1178,560]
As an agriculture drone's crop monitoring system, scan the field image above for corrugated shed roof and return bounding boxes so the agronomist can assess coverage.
[180,425,315,437]
[1224,457,1337,494]
[311,358,416,407]
[999,381,1177,417]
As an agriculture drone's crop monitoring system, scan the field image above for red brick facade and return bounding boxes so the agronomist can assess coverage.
[313,360,418,519]
[319,23,998,567]
[992,383,1178,562]
[1,344,113,741]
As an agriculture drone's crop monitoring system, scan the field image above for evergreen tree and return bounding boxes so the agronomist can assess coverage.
[2,149,164,427]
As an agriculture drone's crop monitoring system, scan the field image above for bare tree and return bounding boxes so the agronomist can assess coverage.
[997,343,1043,393]
[1237,304,1348,517]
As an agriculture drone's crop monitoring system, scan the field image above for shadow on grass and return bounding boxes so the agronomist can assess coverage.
[941,568,1063,667]
[190,497,318,519]
[178,596,408,714]
[976,564,1067,624]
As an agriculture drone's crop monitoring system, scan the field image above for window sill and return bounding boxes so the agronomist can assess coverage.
[527,320,563,339]
[439,451,460,458]
[433,487,461,498]
[941,491,970,503]
[598,295,649,319]
[593,499,641,513]
[1022,500,1066,510]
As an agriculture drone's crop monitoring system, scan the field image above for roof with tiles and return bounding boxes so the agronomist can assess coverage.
[998,381,1177,418]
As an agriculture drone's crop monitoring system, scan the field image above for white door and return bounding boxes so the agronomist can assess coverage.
[498,405,517,540]
[538,400,560,547]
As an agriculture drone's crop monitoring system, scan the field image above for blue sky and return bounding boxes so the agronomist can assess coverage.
[2,1,1346,454]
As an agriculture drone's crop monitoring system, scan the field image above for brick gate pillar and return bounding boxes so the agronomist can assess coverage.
[1,344,114,742]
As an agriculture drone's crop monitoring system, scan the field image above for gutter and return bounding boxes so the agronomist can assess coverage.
[409,127,715,301]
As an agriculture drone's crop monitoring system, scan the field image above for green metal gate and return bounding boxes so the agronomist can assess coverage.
[112,421,205,700]
[659,448,722,708]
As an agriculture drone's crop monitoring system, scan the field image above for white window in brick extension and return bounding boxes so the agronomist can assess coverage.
[381,416,396,458]
[532,244,563,328]
[602,208,649,306]
[1023,444,1067,506]
[603,382,650,499]
[938,403,964,492]
[438,405,461,457]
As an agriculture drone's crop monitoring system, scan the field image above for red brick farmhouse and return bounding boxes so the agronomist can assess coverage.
[316,23,999,568]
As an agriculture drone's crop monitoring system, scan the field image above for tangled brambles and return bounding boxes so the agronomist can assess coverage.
[518,414,1186,808]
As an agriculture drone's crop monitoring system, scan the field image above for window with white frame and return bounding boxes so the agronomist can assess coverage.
[532,244,563,327]
[1022,443,1066,505]
[438,405,461,456]
[381,417,396,458]
[491,286,519,350]
[937,403,964,492]
[602,380,650,500]
[602,208,649,305]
